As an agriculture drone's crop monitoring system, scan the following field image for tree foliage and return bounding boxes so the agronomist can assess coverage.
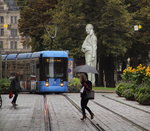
[98,0,133,56]
[17,0,133,56]
[125,0,150,66]
[51,0,133,58]
[16,0,150,86]
[50,0,87,58]
[16,0,57,51]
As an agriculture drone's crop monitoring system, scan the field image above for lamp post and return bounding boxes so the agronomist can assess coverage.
[44,24,58,50]
[134,24,142,31]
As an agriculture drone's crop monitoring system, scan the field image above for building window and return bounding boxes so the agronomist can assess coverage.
[23,44,30,49]
[23,44,27,49]
[10,41,17,49]
[0,28,4,36]
[11,29,17,37]
[0,41,3,49]
[0,7,4,11]
[11,16,17,24]
[0,16,4,24]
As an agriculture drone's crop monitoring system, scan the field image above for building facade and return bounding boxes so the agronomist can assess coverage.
[0,0,31,54]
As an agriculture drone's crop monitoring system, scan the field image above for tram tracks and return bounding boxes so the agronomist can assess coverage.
[44,94,104,131]
[0,95,2,108]
[43,94,150,131]
[92,100,149,131]
[64,94,150,131]
[44,95,52,131]
[102,94,150,114]
[63,94,105,131]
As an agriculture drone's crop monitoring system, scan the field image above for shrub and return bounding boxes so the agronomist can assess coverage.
[135,86,150,105]
[134,84,149,99]
[68,77,81,93]
[115,82,136,97]
[123,89,135,100]
[122,64,150,85]
[0,79,10,94]
[136,93,150,105]
[115,82,126,96]
[117,64,150,105]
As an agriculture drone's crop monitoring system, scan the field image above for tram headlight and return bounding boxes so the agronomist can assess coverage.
[45,80,49,87]
[60,81,64,87]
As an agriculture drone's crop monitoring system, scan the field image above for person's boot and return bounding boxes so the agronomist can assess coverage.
[80,114,86,120]
[90,113,94,119]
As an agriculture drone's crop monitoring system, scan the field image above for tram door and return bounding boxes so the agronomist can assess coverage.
[30,75,36,93]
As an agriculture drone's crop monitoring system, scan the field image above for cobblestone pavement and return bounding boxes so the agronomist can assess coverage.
[0,94,44,131]
[66,93,150,131]
[0,93,150,131]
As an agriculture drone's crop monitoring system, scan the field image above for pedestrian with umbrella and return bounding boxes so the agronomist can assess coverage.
[74,65,98,74]
[79,73,94,120]
[74,65,98,120]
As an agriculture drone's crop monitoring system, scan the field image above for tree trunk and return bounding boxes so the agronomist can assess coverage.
[103,56,115,87]
[97,55,104,86]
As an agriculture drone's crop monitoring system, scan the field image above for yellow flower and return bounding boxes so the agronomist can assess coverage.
[145,65,150,77]
[131,69,136,72]
[146,72,150,77]
[136,64,146,72]
[137,64,142,68]
[123,69,127,73]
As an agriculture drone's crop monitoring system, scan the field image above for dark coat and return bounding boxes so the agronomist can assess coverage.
[80,80,92,98]
[10,77,21,93]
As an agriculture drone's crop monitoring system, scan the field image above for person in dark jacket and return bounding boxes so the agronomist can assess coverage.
[9,72,21,106]
[79,73,94,120]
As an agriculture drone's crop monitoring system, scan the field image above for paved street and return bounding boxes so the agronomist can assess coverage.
[0,93,150,131]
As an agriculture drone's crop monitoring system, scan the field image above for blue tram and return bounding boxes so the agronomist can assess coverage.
[1,51,69,93]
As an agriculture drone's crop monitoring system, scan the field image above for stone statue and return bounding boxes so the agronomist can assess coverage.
[81,24,97,85]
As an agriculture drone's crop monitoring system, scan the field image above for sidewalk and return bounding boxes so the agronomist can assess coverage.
[101,93,150,113]
[67,93,150,131]
[0,93,150,131]
[0,94,45,131]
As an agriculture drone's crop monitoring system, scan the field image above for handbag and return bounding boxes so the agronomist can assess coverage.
[85,90,95,100]
[9,90,13,99]
[80,87,85,93]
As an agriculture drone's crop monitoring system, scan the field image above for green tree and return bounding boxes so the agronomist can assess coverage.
[125,0,150,67]
[15,0,28,8]
[17,0,134,87]
[97,0,133,87]
[16,0,57,51]
[49,0,87,58]
[51,0,133,87]
[124,0,140,13]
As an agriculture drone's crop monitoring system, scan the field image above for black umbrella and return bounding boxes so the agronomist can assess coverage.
[74,65,98,74]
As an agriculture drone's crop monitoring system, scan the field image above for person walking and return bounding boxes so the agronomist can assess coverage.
[79,73,94,120]
[9,72,21,106]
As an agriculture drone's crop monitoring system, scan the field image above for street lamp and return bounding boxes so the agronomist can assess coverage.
[44,24,58,50]
[134,24,142,31]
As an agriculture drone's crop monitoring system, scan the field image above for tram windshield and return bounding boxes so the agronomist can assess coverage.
[43,57,68,80]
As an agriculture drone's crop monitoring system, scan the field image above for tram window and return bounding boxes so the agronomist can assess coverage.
[43,58,68,80]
